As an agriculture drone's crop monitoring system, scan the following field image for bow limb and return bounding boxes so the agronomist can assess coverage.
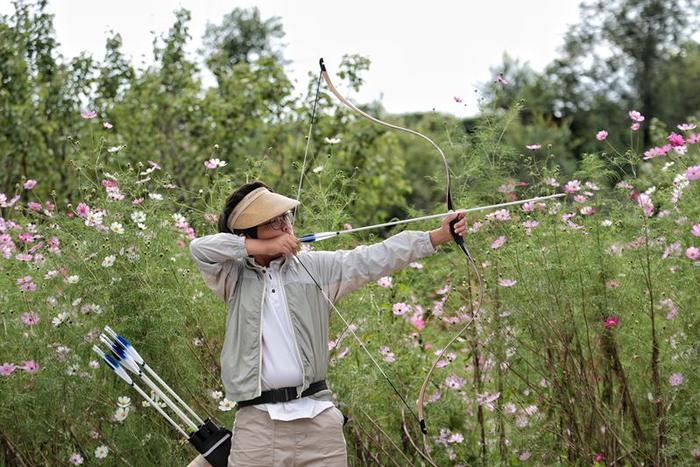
[319,59,456,214]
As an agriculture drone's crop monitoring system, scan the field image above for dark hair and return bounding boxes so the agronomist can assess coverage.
[218,181,273,237]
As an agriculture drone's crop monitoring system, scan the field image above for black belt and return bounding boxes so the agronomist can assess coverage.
[236,380,328,408]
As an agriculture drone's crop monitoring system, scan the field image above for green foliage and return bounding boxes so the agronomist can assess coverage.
[2,0,700,465]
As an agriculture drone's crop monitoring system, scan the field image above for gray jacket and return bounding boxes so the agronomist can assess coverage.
[189,230,436,402]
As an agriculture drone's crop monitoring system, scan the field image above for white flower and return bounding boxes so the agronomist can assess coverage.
[601,219,613,227]
[65,275,80,284]
[211,390,223,400]
[45,271,59,281]
[85,210,104,227]
[107,145,125,153]
[117,396,131,408]
[89,360,100,369]
[52,311,69,327]
[312,165,324,174]
[324,136,341,145]
[113,407,129,422]
[131,211,146,223]
[110,222,124,234]
[94,445,109,459]
[148,193,163,201]
[102,255,116,267]
[503,402,517,414]
[218,398,235,412]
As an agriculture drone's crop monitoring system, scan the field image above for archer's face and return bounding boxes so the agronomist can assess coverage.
[255,212,294,240]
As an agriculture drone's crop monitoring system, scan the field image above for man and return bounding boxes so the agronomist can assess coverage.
[188,181,465,466]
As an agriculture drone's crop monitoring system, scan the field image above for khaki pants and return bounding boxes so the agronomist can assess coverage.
[221,405,347,467]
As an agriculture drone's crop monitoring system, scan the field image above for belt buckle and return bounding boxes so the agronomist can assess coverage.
[271,389,287,403]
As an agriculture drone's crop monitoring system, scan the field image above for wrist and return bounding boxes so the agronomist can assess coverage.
[429,229,450,247]
[245,238,269,256]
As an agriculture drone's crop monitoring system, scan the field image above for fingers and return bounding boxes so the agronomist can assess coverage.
[445,211,467,237]
[280,233,300,256]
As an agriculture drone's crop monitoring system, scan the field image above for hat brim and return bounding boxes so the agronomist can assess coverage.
[232,191,300,229]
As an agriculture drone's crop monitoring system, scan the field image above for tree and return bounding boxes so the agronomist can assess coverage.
[549,0,700,148]
[201,7,285,83]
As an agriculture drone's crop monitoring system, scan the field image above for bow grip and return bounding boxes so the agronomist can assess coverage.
[449,216,464,246]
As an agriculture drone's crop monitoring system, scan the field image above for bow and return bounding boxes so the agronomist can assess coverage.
[294,58,485,464]
[318,57,485,435]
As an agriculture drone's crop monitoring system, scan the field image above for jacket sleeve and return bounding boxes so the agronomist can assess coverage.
[189,233,248,302]
[305,231,437,303]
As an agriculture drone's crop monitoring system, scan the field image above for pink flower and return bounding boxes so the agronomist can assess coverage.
[21,312,40,326]
[343,223,352,230]
[678,123,696,131]
[631,122,640,131]
[19,360,39,374]
[564,180,581,194]
[495,73,509,85]
[379,346,395,363]
[0,363,16,376]
[688,133,700,144]
[16,276,36,292]
[376,276,392,288]
[204,158,227,169]
[497,278,517,287]
[23,179,37,190]
[80,110,97,119]
[691,224,700,237]
[668,132,685,147]
[521,202,534,213]
[392,302,410,316]
[594,452,605,463]
[685,165,700,181]
[453,96,463,103]
[490,236,506,249]
[628,110,645,122]
[637,193,654,217]
[668,372,684,387]
[103,121,113,129]
[522,220,539,234]
[660,298,678,320]
[76,202,90,218]
[68,453,84,465]
[476,392,501,411]
[444,375,465,389]
[27,201,42,211]
[486,209,511,222]
[132,198,144,205]
[596,130,608,141]
[686,247,700,260]
[409,314,425,330]
[519,451,532,461]
[603,315,619,328]
[526,144,541,150]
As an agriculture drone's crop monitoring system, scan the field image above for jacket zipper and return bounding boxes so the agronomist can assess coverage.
[257,279,265,397]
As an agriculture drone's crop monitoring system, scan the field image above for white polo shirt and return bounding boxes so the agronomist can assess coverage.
[250,257,334,421]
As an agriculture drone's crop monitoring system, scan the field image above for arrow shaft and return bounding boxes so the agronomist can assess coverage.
[299,193,565,242]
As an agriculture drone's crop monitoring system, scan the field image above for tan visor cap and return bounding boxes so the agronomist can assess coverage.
[227,187,300,230]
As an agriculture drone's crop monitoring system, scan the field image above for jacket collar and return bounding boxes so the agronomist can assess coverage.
[244,255,289,272]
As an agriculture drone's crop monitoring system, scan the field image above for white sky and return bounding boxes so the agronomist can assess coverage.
[1,0,582,117]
